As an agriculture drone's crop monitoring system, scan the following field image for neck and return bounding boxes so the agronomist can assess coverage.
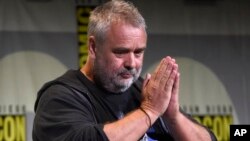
[80,61,94,82]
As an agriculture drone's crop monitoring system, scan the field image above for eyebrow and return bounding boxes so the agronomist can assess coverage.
[112,47,146,52]
[135,47,146,52]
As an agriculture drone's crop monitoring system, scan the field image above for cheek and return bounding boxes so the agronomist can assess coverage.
[102,57,121,71]
[135,58,143,68]
[110,59,123,70]
[109,53,121,63]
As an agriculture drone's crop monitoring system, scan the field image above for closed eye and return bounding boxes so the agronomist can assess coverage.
[134,48,145,57]
[112,47,146,57]
[113,48,129,54]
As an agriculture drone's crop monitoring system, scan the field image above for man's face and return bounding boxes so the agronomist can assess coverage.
[93,22,147,93]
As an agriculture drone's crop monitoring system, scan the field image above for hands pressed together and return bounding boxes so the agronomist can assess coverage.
[141,56,180,123]
[104,56,214,141]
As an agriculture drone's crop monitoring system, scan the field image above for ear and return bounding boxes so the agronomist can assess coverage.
[88,36,97,59]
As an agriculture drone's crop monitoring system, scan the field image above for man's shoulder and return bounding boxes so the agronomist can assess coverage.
[34,69,90,111]
[43,69,88,93]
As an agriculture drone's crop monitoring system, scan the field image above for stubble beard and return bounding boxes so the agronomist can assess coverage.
[93,60,142,93]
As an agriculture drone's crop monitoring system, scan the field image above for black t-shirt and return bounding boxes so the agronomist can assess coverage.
[77,70,142,122]
[76,70,173,140]
[33,70,216,141]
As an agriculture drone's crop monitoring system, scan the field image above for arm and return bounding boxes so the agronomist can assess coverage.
[103,56,216,141]
[163,111,213,141]
[103,107,158,141]
[103,56,178,140]
[162,59,216,141]
[163,94,213,140]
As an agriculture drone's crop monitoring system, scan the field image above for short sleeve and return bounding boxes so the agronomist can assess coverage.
[33,84,109,141]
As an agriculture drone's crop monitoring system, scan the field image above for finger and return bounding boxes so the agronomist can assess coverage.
[171,63,178,77]
[143,73,151,88]
[159,58,174,86]
[169,62,179,96]
[151,58,167,82]
[164,69,177,92]
[151,59,163,81]
[172,72,180,101]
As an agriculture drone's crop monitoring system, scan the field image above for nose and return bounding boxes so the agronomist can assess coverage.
[124,53,136,70]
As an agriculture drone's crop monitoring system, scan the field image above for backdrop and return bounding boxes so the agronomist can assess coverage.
[0,0,249,141]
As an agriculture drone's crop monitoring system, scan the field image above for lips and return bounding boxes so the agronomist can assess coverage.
[120,73,133,79]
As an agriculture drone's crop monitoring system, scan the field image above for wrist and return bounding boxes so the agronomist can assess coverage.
[139,107,151,128]
[163,110,182,125]
[139,105,160,126]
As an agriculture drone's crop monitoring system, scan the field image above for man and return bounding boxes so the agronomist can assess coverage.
[33,1,217,141]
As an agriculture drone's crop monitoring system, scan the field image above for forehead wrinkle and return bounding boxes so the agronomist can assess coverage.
[104,22,147,51]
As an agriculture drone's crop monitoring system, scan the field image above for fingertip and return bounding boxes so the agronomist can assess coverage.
[176,72,180,81]
[175,63,178,68]
[165,56,171,60]
[145,73,151,79]
[173,70,178,75]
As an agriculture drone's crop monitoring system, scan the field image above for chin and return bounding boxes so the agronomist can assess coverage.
[121,81,134,89]
[120,78,134,85]
[111,76,138,92]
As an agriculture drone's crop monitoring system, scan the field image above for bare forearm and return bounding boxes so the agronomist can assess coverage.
[164,112,212,141]
[103,108,158,141]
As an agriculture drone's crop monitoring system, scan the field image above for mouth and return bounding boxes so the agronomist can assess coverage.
[120,73,133,79]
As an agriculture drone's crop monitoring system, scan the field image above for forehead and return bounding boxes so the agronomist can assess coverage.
[106,22,147,47]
